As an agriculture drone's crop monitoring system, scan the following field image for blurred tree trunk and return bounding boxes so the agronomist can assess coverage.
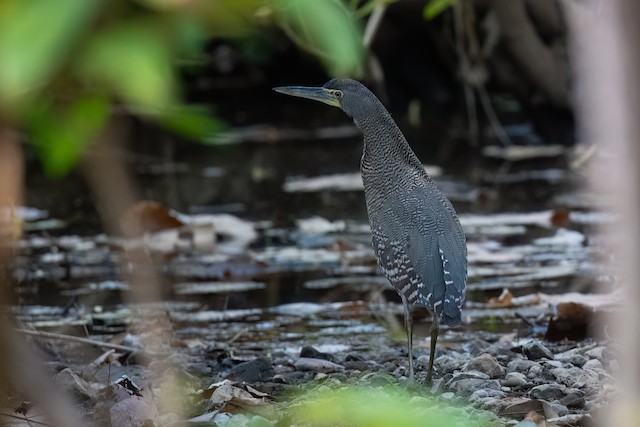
[569,0,640,423]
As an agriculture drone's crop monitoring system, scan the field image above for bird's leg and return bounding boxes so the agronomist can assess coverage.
[401,296,414,384]
[427,313,440,385]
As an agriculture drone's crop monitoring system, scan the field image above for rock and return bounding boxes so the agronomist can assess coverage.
[463,354,505,379]
[52,368,96,401]
[432,355,464,374]
[469,388,505,403]
[524,342,554,360]
[529,384,567,400]
[560,392,586,409]
[550,367,599,388]
[503,372,529,387]
[441,392,455,400]
[555,349,588,367]
[583,359,604,372]
[227,357,275,383]
[585,346,605,359]
[463,339,492,356]
[451,379,501,397]
[300,345,336,362]
[547,401,569,417]
[110,396,159,427]
[507,359,541,373]
[293,357,344,373]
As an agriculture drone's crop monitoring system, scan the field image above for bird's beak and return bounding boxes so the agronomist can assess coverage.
[273,86,340,108]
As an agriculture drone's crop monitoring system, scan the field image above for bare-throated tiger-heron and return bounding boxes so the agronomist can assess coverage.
[274,78,467,384]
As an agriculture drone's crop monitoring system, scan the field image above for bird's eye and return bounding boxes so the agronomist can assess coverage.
[333,90,343,99]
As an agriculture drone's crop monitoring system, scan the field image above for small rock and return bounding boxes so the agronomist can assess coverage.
[432,355,464,374]
[451,378,501,397]
[560,392,586,409]
[507,359,541,373]
[555,349,588,367]
[463,339,492,356]
[524,341,554,360]
[585,346,605,360]
[550,367,599,388]
[52,368,96,401]
[300,346,336,362]
[463,354,505,379]
[469,388,505,403]
[547,401,569,417]
[441,392,455,400]
[293,357,344,373]
[503,372,529,387]
[227,357,275,383]
[529,384,567,400]
[110,396,159,427]
[583,358,603,371]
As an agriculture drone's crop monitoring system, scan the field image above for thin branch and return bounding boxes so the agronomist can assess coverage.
[15,328,154,355]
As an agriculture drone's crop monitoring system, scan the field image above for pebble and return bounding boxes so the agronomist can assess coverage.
[524,341,554,360]
[503,372,528,387]
[529,383,568,400]
[554,349,588,367]
[227,357,275,383]
[463,354,505,379]
[451,378,501,397]
[550,366,599,388]
[583,358,604,372]
[560,392,586,409]
[293,357,345,373]
[463,339,492,356]
[585,346,605,360]
[507,359,540,373]
[300,345,337,362]
[433,354,465,374]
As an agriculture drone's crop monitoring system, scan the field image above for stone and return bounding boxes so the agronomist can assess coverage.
[583,359,604,371]
[451,379,501,397]
[469,388,505,403]
[524,341,554,360]
[432,354,465,374]
[463,339,492,356]
[560,392,586,409]
[507,359,541,373]
[227,357,275,383]
[529,384,567,400]
[585,346,605,360]
[550,367,599,388]
[555,350,588,367]
[503,372,529,387]
[293,357,344,373]
[300,345,336,362]
[52,368,96,401]
[463,354,505,379]
[547,401,569,417]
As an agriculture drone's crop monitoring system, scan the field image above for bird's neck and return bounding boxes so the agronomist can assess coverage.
[357,108,425,183]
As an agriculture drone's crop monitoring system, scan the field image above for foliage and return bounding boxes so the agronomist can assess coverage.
[281,384,497,427]
[424,0,456,20]
[0,0,366,176]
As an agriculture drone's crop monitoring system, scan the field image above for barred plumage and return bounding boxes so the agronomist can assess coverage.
[274,78,468,384]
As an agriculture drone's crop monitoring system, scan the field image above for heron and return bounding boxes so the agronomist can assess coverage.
[274,78,467,384]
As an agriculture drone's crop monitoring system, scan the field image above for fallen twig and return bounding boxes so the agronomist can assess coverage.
[16,328,141,354]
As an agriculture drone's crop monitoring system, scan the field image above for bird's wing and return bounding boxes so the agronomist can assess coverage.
[372,187,467,326]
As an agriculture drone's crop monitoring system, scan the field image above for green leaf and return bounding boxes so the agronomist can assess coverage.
[159,106,225,140]
[424,0,455,20]
[28,95,110,177]
[77,23,178,110]
[275,0,364,77]
[0,0,99,109]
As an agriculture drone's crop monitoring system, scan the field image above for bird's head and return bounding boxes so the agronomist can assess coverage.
[273,78,377,120]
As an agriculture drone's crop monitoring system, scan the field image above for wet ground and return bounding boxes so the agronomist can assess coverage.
[4,112,619,425]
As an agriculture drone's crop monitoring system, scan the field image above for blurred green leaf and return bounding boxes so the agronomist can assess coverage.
[424,0,455,20]
[0,0,99,109]
[275,0,364,77]
[77,23,178,110]
[28,95,110,177]
[285,386,486,427]
[160,106,225,140]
